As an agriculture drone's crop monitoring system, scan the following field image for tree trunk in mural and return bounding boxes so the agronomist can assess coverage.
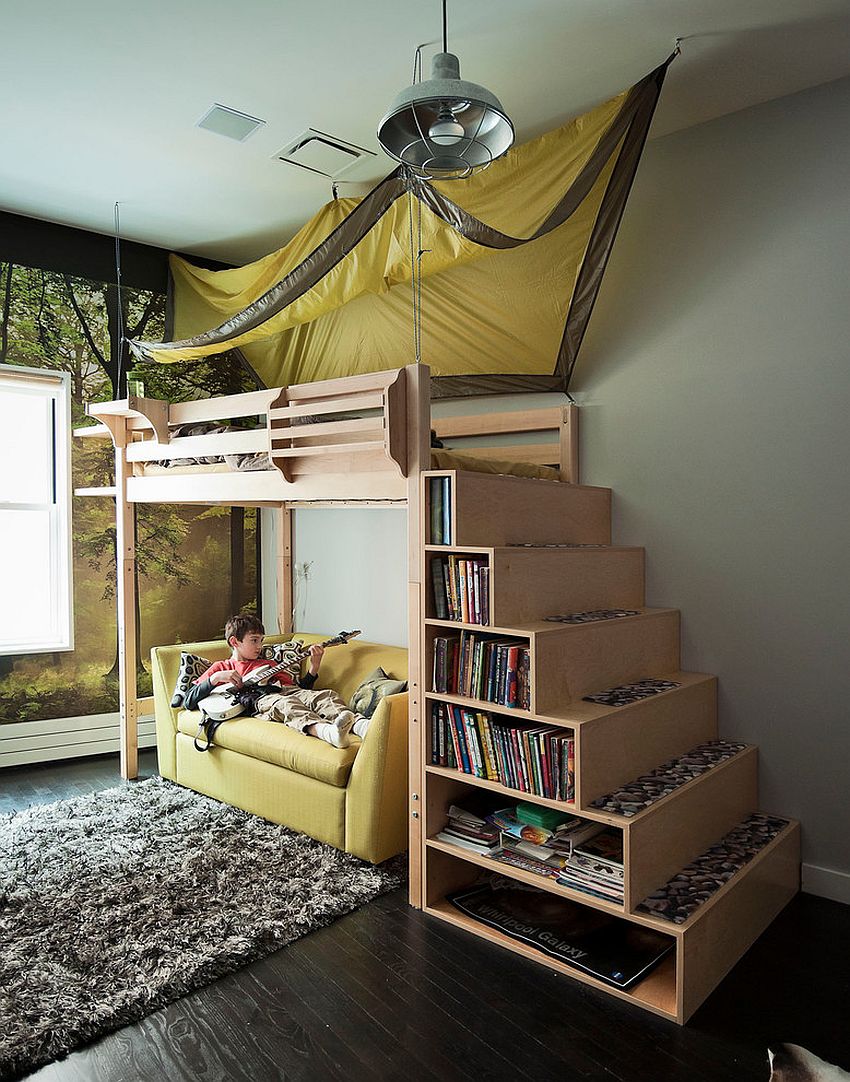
[0,262,12,363]
[0,259,258,726]
[230,508,245,615]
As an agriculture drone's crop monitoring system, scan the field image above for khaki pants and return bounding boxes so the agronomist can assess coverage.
[255,686,364,734]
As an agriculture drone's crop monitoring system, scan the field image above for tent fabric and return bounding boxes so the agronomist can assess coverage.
[132,59,671,394]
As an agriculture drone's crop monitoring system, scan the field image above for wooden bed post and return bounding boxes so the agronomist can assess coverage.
[113,423,139,780]
[405,363,430,909]
[560,403,580,484]
[277,506,293,635]
[86,396,170,780]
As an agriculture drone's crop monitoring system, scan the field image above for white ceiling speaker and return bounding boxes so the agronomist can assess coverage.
[196,104,265,142]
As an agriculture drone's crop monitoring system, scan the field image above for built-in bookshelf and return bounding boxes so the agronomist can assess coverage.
[417,468,800,1024]
[429,701,575,800]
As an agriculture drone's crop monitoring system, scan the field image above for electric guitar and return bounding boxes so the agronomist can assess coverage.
[197,630,361,722]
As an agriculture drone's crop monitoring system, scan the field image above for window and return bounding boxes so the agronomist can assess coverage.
[0,365,73,654]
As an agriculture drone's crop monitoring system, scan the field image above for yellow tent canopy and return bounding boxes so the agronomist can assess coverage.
[132,59,672,395]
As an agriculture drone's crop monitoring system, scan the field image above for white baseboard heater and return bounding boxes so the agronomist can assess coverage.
[0,712,157,769]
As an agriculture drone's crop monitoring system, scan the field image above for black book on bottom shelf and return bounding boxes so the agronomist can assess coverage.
[447,880,673,990]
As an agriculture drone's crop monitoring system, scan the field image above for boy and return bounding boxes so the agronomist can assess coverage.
[185,613,369,748]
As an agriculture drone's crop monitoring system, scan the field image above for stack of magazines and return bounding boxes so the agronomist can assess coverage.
[484,804,614,883]
[434,803,500,854]
[555,827,625,903]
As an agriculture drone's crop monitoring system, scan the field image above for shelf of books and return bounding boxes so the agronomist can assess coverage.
[416,469,801,1024]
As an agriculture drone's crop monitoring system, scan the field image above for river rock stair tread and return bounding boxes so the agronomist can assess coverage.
[588,739,748,817]
[636,813,792,924]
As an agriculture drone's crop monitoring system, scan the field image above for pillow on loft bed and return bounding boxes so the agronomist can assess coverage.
[153,420,272,472]
[429,448,561,483]
[170,652,212,708]
[349,667,408,719]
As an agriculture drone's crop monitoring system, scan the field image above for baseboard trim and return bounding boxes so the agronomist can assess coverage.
[0,712,156,768]
[802,862,850,905]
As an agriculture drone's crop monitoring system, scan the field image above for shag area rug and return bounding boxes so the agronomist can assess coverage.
[0,777,404,1081]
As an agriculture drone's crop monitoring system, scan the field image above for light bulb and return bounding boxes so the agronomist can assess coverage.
[428,109,466,146]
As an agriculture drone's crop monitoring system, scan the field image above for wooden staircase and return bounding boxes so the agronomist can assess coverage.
[415,469,800,1024]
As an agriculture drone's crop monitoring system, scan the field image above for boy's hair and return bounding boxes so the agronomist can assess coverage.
[225,612,265,643]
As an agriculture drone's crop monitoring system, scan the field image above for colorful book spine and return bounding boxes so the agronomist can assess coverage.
[429,477,443,544]
[431,557,448,620]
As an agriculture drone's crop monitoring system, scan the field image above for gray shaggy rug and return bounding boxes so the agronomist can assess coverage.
[0,777,404,1081]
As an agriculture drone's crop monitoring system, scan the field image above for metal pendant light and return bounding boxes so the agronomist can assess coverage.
[377,0,514,180]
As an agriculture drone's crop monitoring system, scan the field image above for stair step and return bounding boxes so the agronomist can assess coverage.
[426,468,612,547]
[590,738,748,819]
[426,545,646,626]
[635,811,795,927]
[677,819,799,1020]
[492,545,645,625]
[622,744,759,911]
[531,608,680,713]
[570,672,718,808]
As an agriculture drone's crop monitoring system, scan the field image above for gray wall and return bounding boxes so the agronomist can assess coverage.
[263,75,850,898]
[575,76,850,898]
[261,507,409,648]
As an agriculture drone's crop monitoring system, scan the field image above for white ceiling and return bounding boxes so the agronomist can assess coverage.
[2,0,849,265]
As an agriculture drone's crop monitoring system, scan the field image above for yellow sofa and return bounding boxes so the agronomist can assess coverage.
[150,633,409,864]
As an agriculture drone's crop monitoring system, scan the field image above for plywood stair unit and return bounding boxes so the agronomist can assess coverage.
[416,469,800,1025]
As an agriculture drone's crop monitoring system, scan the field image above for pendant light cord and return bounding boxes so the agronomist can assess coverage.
[113,201,127,395]
[442,0,447,52]
[406,175,425,364]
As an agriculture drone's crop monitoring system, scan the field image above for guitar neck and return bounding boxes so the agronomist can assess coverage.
[244,632,359,686]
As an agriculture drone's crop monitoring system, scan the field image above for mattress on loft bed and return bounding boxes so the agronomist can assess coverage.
[137,450,560,482]
[138,421,562,482]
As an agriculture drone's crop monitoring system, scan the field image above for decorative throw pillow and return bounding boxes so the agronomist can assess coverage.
[349,667,407,719]
[170,652,211,708]
[261,640,305,682]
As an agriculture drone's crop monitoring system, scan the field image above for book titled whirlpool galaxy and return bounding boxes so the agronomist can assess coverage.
[448,880,673,989]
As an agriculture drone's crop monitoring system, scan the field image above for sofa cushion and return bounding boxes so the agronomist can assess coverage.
[262,640,305,681]
[177,710,361,787]
[349,667,407,718]
[170,652,211,708]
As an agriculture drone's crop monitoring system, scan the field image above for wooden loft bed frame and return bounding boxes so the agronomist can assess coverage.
[76,363,578,781]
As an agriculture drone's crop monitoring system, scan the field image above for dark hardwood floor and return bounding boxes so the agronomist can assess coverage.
[3,753,849,1082]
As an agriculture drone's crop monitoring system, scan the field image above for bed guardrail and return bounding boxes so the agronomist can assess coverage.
[431,403,579,483]
[82,367,410,483]
[267,367,407,481]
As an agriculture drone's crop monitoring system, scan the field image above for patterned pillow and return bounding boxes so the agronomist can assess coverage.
[349,667,407,719]
[261,640,305,682]
[170,652,211,708]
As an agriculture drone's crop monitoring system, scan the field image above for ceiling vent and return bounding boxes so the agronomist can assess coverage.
[273,129,375,177]
[197,104,265,142]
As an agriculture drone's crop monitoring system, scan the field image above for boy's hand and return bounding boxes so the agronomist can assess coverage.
[211,669,243,688]
[307,644,325,675]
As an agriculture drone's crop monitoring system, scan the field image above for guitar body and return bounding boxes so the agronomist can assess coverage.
[195,631,361,725]
[196,693,248,722]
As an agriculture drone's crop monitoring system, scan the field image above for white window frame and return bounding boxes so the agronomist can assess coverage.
[0,363,74,655]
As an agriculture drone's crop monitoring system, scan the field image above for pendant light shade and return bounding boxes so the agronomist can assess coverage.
[377,17,514,180]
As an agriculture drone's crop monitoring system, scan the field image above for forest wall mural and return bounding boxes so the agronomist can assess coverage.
[0,251,257,727]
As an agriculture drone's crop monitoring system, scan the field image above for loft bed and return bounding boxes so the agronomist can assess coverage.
[76,363,579,783]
